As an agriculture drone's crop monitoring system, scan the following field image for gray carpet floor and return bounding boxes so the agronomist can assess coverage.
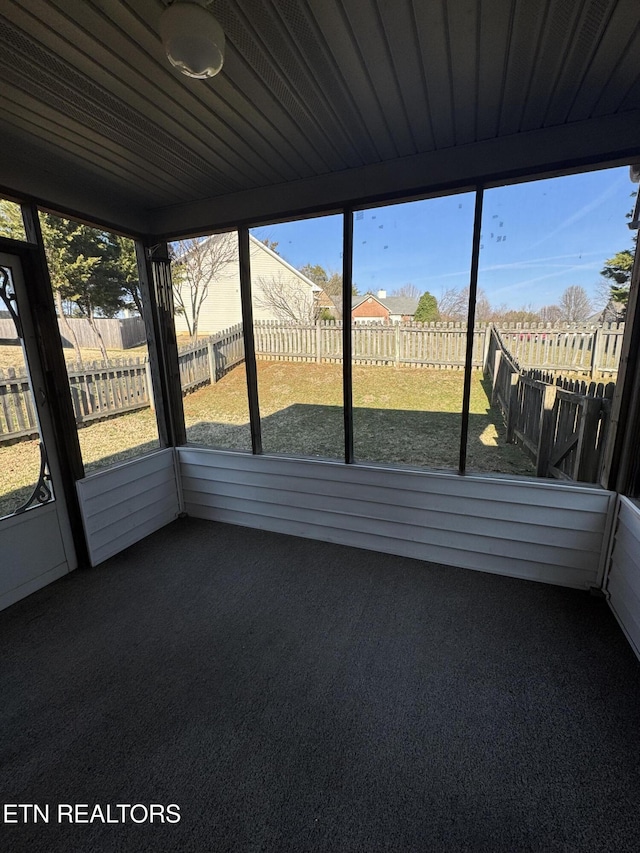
[2,516,640,852]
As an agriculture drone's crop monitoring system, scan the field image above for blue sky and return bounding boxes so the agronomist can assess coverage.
[252,165,635,311]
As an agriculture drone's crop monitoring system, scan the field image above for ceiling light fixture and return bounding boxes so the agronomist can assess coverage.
[160,0,225,79]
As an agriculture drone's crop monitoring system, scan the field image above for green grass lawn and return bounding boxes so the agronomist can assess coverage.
[0,361,534,519]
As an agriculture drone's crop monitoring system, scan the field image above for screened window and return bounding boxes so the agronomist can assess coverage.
[250,216,344,460]
[170,231,251,451]
[38,212,159,474]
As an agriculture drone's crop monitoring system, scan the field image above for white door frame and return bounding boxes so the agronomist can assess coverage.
[0,250,76,608]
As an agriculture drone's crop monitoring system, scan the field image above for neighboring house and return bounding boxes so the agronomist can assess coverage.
[173,234,322,335]
[351,290,418,323]
[589,299,626,324]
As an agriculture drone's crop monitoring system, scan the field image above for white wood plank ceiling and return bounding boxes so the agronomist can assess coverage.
[0,0,639,235]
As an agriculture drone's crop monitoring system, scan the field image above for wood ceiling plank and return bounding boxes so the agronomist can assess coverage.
[0,10,241,198]
[377,0,435,153]
[0,106,176,206]
[543,0,617,127]
[519,0,585,131]
[568,0,640,120]
[307,0,399,161]
[211,0,346,173]
[150,111,640,238]
[340,0,417,157]
[0,96,189,204]
[591,20,640,115]
[231,0,362,170]
[498,0,549,136]
[272,0,378,166]
[0,120,153,231]
[476,0,514,142]
[620,72,640,112]
[12,0,288,188]
[445,0,480,146]
[411,0,456,149]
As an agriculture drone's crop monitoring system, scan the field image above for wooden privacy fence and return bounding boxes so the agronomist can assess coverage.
[0,320,624,456]
[0,325,245,442]
[0,316,146,350]
[66,358,151,423]
[0,367,38,440]
[177,324,245,391]
[251,320,622,374]
[252,320,486,368]
[496,323,623,377]
[0,358,152,442]
[485,327,615,482]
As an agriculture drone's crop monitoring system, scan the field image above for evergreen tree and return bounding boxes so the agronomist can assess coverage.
[414,291,440,323]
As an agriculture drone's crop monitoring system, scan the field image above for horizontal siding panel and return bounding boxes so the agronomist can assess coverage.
[79,450,175,498]
[81,467,177,526]
[186,503,595,590]
[182,489,600,573]
[90,504,179,566]
[77,450,179,566]
[178,449,611,513]
[180,464,609,534]
[607,498,640,661]
[181,477,605,555]
[178,449,613,589]
[608,573,640,660]
[89,494,179,552]
[612,522,640,599]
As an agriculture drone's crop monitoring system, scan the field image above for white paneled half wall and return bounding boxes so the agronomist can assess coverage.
[607,497,640,660]
[178,448,616,590]
[77,449,180,567]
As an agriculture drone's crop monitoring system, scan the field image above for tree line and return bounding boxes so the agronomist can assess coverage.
[0,200,140,364]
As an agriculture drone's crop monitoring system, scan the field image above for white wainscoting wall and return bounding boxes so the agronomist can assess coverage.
[77,449,180,567]
[0,502,73,611]
[606,497,640,660]
[178,448,616,590]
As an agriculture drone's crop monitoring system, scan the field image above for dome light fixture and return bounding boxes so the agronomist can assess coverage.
[160,0,225,79]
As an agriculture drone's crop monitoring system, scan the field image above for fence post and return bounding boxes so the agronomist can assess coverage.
[590,328,600,379]
[575,396,602,482]
[207,337,217,384]
[491,350,502,405]
[482,325,492,372]
[145,359,155,411]
[394,323,400,368]
[536,384,557,477]
[316,322,322,364]
[505,372,519,443]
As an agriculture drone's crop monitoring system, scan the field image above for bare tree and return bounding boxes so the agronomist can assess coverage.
[438,285,492,322]
[438,286,467,321]
[172,233,238,341]
[254,273,319,323]
[558,285,592,323]
[391,283,420,300]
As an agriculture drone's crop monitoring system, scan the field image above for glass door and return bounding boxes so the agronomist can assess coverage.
[0,250,76,607]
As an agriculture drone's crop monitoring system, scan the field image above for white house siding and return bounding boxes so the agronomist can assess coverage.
[606,497,640,661]
[173,236,317,335]
[178,448,615,590]
[77,449,180,566]
[0,503,73,611]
